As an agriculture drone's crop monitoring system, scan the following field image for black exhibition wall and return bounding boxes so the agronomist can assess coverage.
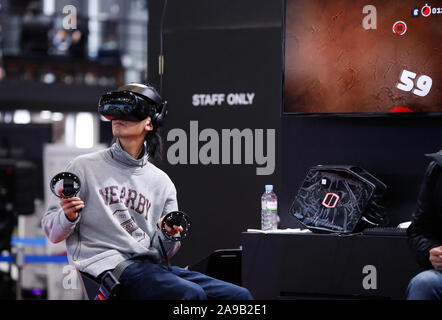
[147,0,442,270]
[280,115,442,230]
[147,0,283,267]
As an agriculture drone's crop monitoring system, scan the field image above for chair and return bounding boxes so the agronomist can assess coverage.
[77,270,101,300]
[77,269,122,300]
[190,248,242,286]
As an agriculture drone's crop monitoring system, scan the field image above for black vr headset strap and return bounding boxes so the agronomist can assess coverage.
[153,101,167,127]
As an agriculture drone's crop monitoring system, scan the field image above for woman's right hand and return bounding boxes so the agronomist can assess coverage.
[58,188,84,222]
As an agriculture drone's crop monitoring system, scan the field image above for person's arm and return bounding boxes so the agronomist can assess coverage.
[154,183,181,258]
[407,161,442,269]
[41,189,84,243]
[41,162,85,243]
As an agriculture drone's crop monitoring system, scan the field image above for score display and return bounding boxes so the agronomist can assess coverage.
[396,70,432,97]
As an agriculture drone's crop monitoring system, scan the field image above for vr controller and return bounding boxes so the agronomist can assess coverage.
[50,172,81,198]
[98,83,168,125]
[50,172,82,214]
[160,211,191,241]
[50,172,190,240]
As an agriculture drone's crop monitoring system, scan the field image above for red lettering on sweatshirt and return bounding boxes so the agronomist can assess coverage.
[121,217,138,235]
[145,201,151,221]
[99,186,152,223]
[119,187,126,203]
[99,187,109,205]
[135,193,146,214]
[109,186,119,205]
[125,189,137,210]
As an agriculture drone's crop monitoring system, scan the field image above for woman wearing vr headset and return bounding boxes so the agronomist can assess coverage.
[42,83,252,300]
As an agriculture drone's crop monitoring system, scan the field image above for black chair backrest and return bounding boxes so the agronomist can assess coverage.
[77,270,100,300]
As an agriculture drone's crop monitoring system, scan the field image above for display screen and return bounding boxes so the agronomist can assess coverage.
[284,0,442,113]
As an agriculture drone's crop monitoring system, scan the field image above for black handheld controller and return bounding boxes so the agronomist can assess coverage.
[160,211,191,241]
[50,172,82,213]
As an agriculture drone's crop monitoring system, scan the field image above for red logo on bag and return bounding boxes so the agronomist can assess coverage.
[322,193,340,208]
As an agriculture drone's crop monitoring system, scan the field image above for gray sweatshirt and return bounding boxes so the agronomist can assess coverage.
[42,139,180,277]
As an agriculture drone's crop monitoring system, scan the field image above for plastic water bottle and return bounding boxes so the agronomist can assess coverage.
[261,185,279,230]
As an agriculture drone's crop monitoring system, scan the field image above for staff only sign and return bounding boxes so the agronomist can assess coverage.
[192,92,256,107]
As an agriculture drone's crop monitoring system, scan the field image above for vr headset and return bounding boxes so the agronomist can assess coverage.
[98,83,167,126]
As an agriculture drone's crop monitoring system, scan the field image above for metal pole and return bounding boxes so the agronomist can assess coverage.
[15,245,25,300]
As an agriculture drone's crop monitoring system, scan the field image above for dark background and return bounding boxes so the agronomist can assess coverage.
[147,0,282,268]
[147,0,441,268]
[279,115,442,229]
[0,123,53,199]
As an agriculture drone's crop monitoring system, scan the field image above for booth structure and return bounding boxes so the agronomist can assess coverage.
[242,232,422,300]
[146,0,441,300]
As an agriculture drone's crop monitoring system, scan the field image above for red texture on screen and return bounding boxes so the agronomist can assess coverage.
[284,0,441,113]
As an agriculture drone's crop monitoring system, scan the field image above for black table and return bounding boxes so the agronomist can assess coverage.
[241,231,424,300]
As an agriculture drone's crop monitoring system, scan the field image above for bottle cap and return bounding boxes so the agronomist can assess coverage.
[265,185,273,191]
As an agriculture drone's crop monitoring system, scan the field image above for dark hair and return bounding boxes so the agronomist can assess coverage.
[144,91,164,163]
[145,128,164,164]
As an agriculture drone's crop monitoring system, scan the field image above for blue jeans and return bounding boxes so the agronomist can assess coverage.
[118,261,253,300]
[406,269,442,300]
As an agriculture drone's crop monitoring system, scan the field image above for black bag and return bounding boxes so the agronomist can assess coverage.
[289,165,389,234]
